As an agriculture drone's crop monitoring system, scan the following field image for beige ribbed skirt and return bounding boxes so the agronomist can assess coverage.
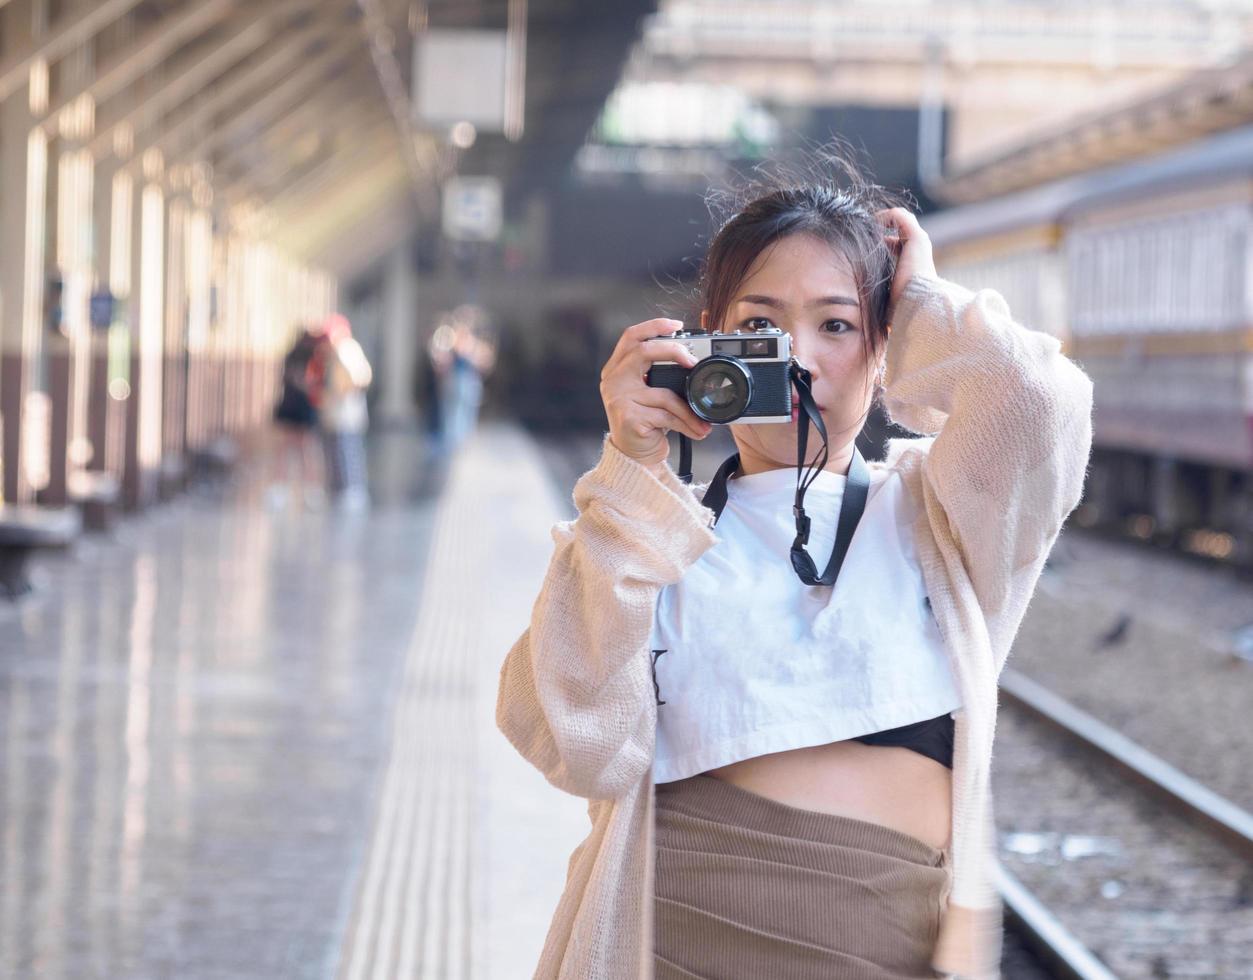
[654,774,950,980]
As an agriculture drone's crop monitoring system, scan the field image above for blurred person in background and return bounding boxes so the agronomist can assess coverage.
[442,306,497,452]
[497,151,1093,980]
[415,323,447,458]
[266,322,326,510]
[423,316,456,460]
[319,313,373,513]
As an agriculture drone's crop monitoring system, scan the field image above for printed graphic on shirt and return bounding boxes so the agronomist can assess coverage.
[651,649,668,706]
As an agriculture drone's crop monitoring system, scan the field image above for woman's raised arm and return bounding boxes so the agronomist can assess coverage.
[882,270,1094,667]
[878,203,1093,668]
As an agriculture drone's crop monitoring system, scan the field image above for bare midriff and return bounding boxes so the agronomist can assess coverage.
[703,739,952,851]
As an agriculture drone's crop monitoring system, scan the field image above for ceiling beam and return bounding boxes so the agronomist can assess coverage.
[262,121,398,223]
[175,31,364,168]
[104,7,346,170]
[226,108,393,209]
[227,78,379,168]
[215,76,382,189]
[40,0,237,124]
[86,1,311,159]
[0,0,147,102]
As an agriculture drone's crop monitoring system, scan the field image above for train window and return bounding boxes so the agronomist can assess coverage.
[1122,232,1135,331]
[1158,225,1172,327]
[1095,236,1108,333]
[1076,238,1093,331]
[1129,230,1143,331]
[1075,239,1084,325]
[1144,226,1160,329]
[1224,221,1245,325]
[1187,218,1206,329]
[1201,221,1220,323]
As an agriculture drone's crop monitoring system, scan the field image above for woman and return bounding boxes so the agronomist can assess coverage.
[267,324,326,510]
[318,313,373,512]
[497,162,1093,979]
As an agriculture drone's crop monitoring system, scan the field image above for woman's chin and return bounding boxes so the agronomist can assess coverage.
[728,427,800,472]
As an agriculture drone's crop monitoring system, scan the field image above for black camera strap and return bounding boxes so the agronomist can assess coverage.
[679,361,870,587]
[678,431,694,484]
[786,362,870,586]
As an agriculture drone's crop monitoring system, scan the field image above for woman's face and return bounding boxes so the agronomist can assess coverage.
[712,233,879,474]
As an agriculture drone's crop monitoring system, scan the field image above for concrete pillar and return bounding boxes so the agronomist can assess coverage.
[182,191,213,455]
[121,151,165,509]
[45,11,96,507]
[376,241,419,426]
[0,0,51,504]
[88,139,131,481]
[160,193,188,494]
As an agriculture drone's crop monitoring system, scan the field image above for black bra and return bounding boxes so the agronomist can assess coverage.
[851,713,955,769]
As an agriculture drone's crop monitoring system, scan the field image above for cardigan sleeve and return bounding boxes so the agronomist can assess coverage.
[883,275,1094,665]
[496,436,717,800]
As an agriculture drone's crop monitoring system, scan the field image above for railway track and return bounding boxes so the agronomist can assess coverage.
[998,863,1119,980]
[1000,670,1253,862]
[994,668,1253,977]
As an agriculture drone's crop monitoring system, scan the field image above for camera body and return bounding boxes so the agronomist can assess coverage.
[646,328,792,424]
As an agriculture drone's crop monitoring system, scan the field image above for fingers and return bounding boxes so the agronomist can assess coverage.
[874,207,921,233]
[637,339,700,372]
[601,377,712,445]
[874,208,926,250]
[623,317,685,343]
[603,338,698,388]
[602,318,686,379]
[599,316,713,462]
[635,405,709,443]
[635,386,712,440]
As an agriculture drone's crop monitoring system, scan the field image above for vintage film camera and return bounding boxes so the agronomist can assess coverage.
[645,327,793,424]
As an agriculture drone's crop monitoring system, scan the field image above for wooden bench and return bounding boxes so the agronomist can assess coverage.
[0,505,81,598]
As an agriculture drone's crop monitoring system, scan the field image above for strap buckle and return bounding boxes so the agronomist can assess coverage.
[793,506,811,545]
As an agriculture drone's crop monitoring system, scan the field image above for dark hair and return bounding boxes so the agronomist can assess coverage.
[697,146,908,369]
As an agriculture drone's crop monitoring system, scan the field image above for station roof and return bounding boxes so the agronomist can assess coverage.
[6,0,655,278]
[933,49,1253,204]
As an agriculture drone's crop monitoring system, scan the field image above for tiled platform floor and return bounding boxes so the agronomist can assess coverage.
[0,427,588,980]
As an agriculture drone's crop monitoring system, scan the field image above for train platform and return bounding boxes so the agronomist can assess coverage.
[0,425,588,980]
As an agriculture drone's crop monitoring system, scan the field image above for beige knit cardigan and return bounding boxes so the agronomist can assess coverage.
[497,274,1094,979]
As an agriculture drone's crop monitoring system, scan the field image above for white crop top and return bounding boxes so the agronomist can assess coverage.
[650,461,963,785]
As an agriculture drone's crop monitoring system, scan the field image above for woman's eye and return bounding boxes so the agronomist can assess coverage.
[740,317,773,332]
[821,320,854,334]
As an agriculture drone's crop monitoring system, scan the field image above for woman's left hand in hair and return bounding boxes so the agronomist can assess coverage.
[875,208,936,317]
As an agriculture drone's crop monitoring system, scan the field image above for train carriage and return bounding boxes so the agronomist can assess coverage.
[926,125,1253,565]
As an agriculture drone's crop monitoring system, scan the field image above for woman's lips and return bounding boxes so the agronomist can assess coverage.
[790,398,825,419]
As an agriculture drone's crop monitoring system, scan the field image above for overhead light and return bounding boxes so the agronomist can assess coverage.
[450,121,477,148]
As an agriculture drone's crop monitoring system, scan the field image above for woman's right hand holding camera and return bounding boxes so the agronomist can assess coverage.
[600,318,713,473]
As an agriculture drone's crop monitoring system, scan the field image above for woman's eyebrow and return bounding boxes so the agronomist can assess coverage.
[736,293,859,308]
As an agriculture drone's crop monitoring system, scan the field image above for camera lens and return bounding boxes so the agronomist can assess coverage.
[686,356,753,423]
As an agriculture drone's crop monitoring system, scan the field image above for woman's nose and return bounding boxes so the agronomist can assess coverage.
[789,336,816,374]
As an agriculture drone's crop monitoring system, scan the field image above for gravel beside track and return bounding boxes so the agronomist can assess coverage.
[992,705,1253,978]
[1012,530,1253,812]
